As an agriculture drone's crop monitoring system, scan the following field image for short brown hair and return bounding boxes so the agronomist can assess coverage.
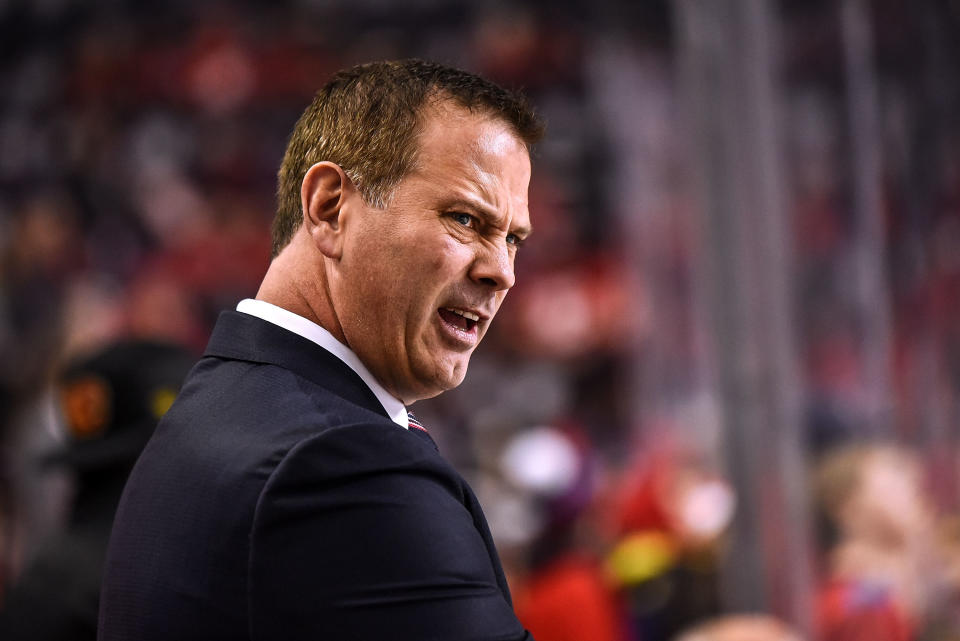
[272,59,544,256]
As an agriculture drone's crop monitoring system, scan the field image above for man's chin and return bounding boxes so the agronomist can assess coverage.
[406,357,470,403]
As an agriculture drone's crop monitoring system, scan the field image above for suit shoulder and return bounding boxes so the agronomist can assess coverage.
[164,355,389,451]
[264,419,458,495]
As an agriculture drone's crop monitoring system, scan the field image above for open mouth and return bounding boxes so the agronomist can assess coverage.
[438,307,480,333]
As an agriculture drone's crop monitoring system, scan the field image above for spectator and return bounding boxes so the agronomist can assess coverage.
[813,444,940,641]
[0,339,195,640]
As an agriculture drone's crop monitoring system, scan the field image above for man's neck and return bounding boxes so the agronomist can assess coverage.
[256,240,346,345]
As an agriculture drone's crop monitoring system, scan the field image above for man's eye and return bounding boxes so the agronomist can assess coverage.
[453,212,474,227]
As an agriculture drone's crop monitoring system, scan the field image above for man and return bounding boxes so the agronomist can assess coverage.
[98,60,543,640]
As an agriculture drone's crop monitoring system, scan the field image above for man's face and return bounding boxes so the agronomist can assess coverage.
[331,104,532,403]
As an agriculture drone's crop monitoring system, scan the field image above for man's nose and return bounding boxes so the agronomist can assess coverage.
[470,240,515,291]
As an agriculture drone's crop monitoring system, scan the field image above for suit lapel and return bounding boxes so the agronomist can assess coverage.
[204,311,388,419]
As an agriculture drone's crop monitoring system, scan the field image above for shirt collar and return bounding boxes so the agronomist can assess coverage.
[236,298,408,429]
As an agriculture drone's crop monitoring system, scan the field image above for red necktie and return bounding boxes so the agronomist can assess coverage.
[407,412,428,433]
[406,412,437,450]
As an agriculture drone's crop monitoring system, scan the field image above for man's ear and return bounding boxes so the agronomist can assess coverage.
[301,161,354,259]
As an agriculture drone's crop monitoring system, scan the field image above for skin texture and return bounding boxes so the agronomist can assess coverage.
[257,102,532,404]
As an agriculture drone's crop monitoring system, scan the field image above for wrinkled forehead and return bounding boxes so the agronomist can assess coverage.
[411,102,531,186]
[420,96,529,151]
[471,123,529,161]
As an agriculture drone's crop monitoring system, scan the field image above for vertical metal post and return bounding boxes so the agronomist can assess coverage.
[841,0,894,437]
[584,40,691,437]
[673,0,813,633]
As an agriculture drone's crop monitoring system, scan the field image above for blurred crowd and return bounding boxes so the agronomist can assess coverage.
[2,0,960,640]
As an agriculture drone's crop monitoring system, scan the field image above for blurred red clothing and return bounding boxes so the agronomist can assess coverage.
[516,555,626,641]
[817,579,914,641]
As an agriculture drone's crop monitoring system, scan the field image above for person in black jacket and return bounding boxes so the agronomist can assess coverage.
[0,339,195,640]
[99,59,544,640]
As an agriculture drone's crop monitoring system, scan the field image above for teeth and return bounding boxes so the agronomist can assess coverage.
[445,308,480,322]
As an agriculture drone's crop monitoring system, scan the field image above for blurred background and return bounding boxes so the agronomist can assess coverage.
[2,0,960,639]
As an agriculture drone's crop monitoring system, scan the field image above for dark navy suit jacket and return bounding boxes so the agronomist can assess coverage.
[98,311,532,640]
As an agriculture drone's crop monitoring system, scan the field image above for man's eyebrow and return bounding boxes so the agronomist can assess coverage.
[444,198,533,237]
[511,220,533,238]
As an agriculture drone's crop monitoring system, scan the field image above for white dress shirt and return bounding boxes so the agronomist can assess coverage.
[236,298,409,429]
